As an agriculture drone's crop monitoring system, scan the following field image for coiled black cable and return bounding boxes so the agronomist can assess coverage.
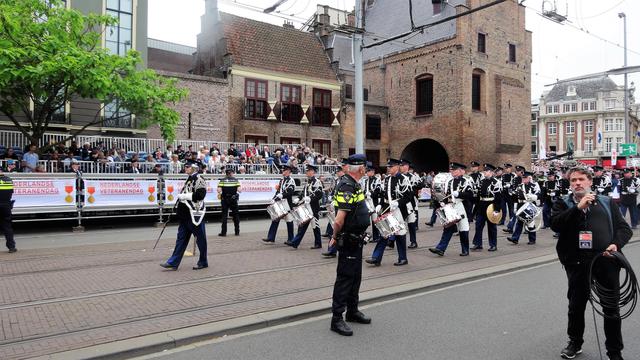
[588,251,638,320]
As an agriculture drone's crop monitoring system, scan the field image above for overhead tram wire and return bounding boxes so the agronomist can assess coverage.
[579,0,626,20]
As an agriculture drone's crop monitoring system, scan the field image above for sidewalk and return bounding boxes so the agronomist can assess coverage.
[1,215,635,360]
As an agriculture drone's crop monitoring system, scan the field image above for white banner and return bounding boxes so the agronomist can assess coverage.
[12,179,77,208]
[165,179,279,205]
[83,180,158,207]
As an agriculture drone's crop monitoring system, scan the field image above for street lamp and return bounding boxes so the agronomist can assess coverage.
[619,12,629,144]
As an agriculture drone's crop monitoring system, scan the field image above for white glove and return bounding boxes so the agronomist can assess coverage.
[630,189,636,194]
[550,192,556,197]
[390,200,399,210]
[270,199,275,205]
[375,204,382,213]
[505,184,511,188]
[452,191,459,198]
[275,193,283,200]
[177,193,193,201]
[597,187,604,193]
[303,196,311,204]
[366,191,372,199]
[527,194,538,202]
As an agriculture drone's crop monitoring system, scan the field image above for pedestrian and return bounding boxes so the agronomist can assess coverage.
[551,167,631,360]
[160,160,209,270]
[217,166,241,236]
[329,154,371,336]
[0,166,16,253]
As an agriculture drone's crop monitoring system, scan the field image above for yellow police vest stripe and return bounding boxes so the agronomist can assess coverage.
[335,191,365,204]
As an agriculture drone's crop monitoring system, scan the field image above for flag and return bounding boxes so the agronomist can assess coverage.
[597,131,602,144]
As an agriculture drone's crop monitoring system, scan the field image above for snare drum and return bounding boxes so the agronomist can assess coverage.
[435,203,462,228]
[374,211,406,238]
[516,202,538,223]
[267,199,291,221]
[291,202,314,224]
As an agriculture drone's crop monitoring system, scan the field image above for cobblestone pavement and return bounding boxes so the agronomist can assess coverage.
[1,214,634,359]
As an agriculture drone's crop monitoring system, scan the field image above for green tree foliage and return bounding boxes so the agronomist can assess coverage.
[0,0,188,146]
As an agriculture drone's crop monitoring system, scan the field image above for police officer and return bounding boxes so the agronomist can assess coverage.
[0,167,16,253]
[503,165,525,233]
[361,162,382,242]
[263,164,296,243]
[507,170,540,245]
[499,164,515,226]
[471,163,501,252]
[288,164,324,249]
[160,160,209,270]
[329,154,371,336]
[217,166,241,237]
[618,167,639,229]
[592,165,612,196]
[541,171,560,229]
[428,162,474,257]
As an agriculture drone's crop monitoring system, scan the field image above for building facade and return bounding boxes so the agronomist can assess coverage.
[536,76,638,167]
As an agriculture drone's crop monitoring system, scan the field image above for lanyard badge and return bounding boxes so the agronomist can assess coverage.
[579,231,593,250]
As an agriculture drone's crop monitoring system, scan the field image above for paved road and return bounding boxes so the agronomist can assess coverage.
[139,244,640,360]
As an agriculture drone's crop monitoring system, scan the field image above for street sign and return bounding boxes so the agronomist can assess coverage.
[618,143,637,156]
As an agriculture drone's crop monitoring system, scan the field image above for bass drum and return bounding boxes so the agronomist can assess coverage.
[431,172,452,202]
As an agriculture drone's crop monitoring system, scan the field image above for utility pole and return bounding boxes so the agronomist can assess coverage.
[354,0,364,154]
[619,12,629,144]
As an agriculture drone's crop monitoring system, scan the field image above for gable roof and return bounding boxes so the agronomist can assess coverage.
[220,13,337,81]
[545,77,619,102]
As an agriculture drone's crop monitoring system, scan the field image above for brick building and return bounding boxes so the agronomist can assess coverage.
[318,0,532,171]
[194,1,342,156]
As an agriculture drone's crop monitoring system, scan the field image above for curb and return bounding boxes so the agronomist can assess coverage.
[32,252,563,360]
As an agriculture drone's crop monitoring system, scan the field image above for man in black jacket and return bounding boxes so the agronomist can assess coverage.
[551,167,632,360]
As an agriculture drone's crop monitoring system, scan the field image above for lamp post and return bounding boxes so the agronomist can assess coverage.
[619,12,629,144]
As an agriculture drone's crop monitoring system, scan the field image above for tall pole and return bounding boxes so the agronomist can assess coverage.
[620,12,629,144]
[354,0,364,153]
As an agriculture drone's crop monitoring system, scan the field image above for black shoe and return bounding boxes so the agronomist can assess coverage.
[387,242,395,249]
[365,258,381,266]
[541,226,549,229]
[330,318,353,336]
[369,238,379,243]
[527,241,536,245]
[8,248,17,253]
[235,231,240,236]
[607,352,624,360]
[502,228,513,234]
[488,246,497,252]
[428,248,444,256]
[218,233,226,237]
[553,233,559,238]
[459,252,469,256]
[346,311,371,324]
[322,233,331,238]
[192,264,208,270]
[310,245,322,249]
[506,237,518,244]
[471,245,483,251]
[393,259,409,266]
[560,341,583,359]
[159,262,178,270]
[425,222,434,227]
[262,238,275,243]
[322,251,337,258]
[408,242,418,249]
[284,241,295,247]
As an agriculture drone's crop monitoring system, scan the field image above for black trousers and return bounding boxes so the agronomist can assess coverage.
[332,244,363,318]
[220,198,239,235]
[564,256,623,354]
[0,204,15,250]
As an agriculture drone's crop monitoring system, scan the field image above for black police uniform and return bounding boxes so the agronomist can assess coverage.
[331,172,371,335]
[218,173,241,236]
[0,173,16,252]
[541,178,559,228]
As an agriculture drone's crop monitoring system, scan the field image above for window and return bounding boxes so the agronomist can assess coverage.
[345,84,353,99]
[531,112,537,121]
[563,104,571,113]
[416,75,433,115]
[531,124,537,137]
[548,122,557,135]
[571,103,577,112]
[365,150,380,168]
[605,137,612,152]
[280,137,301,145]
[244,135,268,145]
[472,73,482,111]
[553,105,559,113]
[106,0,133,56]
[366,115,381,140]
[311,139,331,156]
[508,43,516,62]
[584,137,593,152]
[477,33,486,53]
[590,101,596,110]
[245,79,268,120]
[604,119,614,132]
[311,89,332,126]
[583,120,593,133]
[546,105,553,114]
[363,88,369,102]
[582,102,596,111]
[616,137,624,151]
[433,1,442,15]
[104,99,132,128]
[605,99,616,109]
[565,121,575,134]
[280,84,302,123]
[531,141,537,154]
[615,118,624,131]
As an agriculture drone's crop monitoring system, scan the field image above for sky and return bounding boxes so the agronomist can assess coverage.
[148,0,640,102]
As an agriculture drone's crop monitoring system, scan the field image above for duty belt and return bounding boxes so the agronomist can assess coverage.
[480,197,495,201]
[621,192,636,195]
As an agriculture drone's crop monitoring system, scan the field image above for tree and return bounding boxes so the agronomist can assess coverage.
[0,0,188,147]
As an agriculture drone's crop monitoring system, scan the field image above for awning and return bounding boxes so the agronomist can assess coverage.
[602,159,627,169]
[577,159,597,166]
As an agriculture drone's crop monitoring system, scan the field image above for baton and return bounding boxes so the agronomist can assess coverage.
[153,201,179,250]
